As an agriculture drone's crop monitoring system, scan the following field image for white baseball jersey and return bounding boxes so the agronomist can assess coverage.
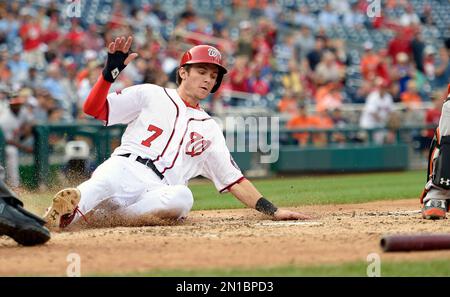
[105,84,244,193]
[359,90,394,129]
[0,105,34,141]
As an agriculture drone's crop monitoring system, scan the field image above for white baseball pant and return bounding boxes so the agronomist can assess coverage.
[72,155,194,224]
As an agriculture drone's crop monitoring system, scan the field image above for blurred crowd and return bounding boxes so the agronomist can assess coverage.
[0,0,449,186]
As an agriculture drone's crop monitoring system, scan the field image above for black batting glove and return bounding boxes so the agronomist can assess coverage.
[102,51,129,83]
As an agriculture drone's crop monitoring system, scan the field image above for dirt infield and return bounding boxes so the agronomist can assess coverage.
[1,199,450,276]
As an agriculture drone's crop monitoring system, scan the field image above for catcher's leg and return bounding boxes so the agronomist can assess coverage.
[421,99,450,219]
[122,185,194,220]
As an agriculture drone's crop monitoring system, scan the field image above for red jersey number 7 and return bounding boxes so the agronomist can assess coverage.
[141,124,163,147]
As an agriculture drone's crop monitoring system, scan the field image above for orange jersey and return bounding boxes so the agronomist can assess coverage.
[400,91,422,107]
[287,115,312,145]
[278,97,298,115]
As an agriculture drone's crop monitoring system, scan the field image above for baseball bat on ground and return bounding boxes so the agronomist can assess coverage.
[381,234,450,252]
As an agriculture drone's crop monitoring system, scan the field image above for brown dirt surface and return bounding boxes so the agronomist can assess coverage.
[1,198,450,276]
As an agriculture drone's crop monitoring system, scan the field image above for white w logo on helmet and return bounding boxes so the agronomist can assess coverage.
[207,48,221,59]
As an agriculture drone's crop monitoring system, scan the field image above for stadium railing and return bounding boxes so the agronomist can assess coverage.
[28,122,433,188]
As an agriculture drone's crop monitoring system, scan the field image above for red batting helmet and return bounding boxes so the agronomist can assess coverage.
[177,45,227,93]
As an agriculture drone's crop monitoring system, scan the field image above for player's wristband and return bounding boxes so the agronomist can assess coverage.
[255,197,278,216]
[102,51,129,83]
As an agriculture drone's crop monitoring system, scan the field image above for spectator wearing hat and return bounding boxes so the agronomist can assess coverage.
[423,45,437,80]
[392,52,413,97]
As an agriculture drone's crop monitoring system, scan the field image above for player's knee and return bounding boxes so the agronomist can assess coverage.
[160,185,193,219]
[172,185,194,211]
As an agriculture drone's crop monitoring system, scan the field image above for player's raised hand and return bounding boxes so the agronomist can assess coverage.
[103,36,139,82]
[107,36,138,65]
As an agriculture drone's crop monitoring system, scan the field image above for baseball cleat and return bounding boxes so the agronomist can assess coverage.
[43,188,82,230]
[422,199,448,220]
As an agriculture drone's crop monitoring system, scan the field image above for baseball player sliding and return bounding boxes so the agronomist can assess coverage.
[43,36,311,230]
[421,84,450,220]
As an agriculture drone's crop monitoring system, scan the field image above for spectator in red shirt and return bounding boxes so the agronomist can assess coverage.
[249,69,270,96]
[388,30,412,64]
[229,56,251,93]
[375,49,392,84]
[19,14,45,68]
[19,17,41,51]
[41,15,60,45]
[252,31,272,62]
[63,19,86,64]
[423,89,445,139]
